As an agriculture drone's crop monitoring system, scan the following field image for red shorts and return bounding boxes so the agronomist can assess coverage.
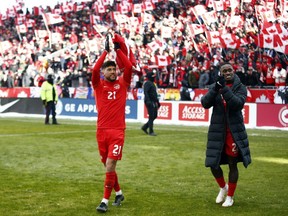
[225,130,239,157]
[96,129,125,163]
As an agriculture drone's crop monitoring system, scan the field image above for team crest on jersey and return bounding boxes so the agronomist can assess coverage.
[114,84,120,89]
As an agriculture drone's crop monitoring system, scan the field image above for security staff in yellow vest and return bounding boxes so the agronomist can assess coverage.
[41,74,59,125]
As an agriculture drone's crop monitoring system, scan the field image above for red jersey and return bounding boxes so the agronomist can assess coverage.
[92,50,132,129]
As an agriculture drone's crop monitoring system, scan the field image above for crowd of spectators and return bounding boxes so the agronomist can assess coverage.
[0,0,287,94]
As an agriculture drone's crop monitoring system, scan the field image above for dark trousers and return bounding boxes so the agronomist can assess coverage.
[45,101,57,124]
[143,102,158,133]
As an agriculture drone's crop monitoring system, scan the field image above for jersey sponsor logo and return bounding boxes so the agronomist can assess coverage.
[178,104,208,121]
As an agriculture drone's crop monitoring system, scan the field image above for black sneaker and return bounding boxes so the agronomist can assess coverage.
[112,194,124,206]
[141,126,148,134]
[96,202,108,213]
[149,132,157,136]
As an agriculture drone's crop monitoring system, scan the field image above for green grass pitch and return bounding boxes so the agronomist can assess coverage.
[0,117,287,216]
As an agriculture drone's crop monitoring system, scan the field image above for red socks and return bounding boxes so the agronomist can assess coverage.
[227,182,237,197]
[215,177,226,188]
[114,172,121,192]
[103,171,116,199]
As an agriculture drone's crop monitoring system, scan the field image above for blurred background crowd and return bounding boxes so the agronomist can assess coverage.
[0,0,287,93]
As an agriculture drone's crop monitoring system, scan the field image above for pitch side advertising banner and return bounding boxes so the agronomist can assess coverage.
[178,103,209,122]
[0,98,44,114]
[144,102,172,120]
[257,104,288,127]
[57,98,138,119]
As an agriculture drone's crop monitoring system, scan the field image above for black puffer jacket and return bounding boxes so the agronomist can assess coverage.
[201,75,251,169]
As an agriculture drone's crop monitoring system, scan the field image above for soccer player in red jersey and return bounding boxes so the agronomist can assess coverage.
[92,34,133,213]
[201,62,251,207]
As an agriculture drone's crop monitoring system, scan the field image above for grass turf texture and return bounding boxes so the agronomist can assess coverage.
[0,117,287,216]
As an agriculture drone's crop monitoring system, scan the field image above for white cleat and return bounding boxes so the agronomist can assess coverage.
[216,184,228,204]
[222,196,234,207]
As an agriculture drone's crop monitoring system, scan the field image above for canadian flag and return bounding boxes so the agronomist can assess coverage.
[266,1,275,10]
[143,12,155,24]
[187,24,204,37]
[213,0,225,11]
[43,13,64,25]
[202,10,218,25]
[206,0,214,8]
[143,2,155,11]
[90,15,101,25]
[133,3,142,13]
[262,23,283,35]
[61,4,73,14]
[191,5,207,17]
[205,30,221,45]
[0,41,13,51]
[34,29,49,39]
[129,17,140,32]
[263,10,277,22]
[119,4,129,14]
[225,15,244,28]
[161,26,172,39]
[146,40,162,53]
[156,55,169,67]
[74,4,84,12]
[257,34,274,49]
[219,33,240,49]
[96,5,106,13]
[26,19,36,28]
[281,0,288,11]
[16,24,28,33]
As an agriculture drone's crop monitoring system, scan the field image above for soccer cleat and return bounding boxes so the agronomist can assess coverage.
[216,184,228,204]
[96,202,108,213]
[149,132,157,136]
[222,196,234,207]
[141,126,148,134]
[112,194,124,206]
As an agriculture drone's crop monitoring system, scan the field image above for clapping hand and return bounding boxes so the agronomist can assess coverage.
[105,34,110,52]
[215,75,225,91]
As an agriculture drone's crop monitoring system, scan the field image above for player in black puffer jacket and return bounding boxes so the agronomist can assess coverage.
[201,62,251,207]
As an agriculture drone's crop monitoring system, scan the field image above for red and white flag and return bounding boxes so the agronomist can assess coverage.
[219,33,240,49]
[205,30,221,45]
[34,29,49,39]
[0,41,13,52]
[133,3,142,13]
[161,26,172,38]
[187,24,205,37]
[143,2,155,11]
[96,5,106,13]
[16,24,28,33]
[156,55,169,67]
[202,10,218,25]
[213,0,226,11]
[225,15,244,28]
[146,40,162,53]
[43,13,64,25]
[61,4,73,14]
